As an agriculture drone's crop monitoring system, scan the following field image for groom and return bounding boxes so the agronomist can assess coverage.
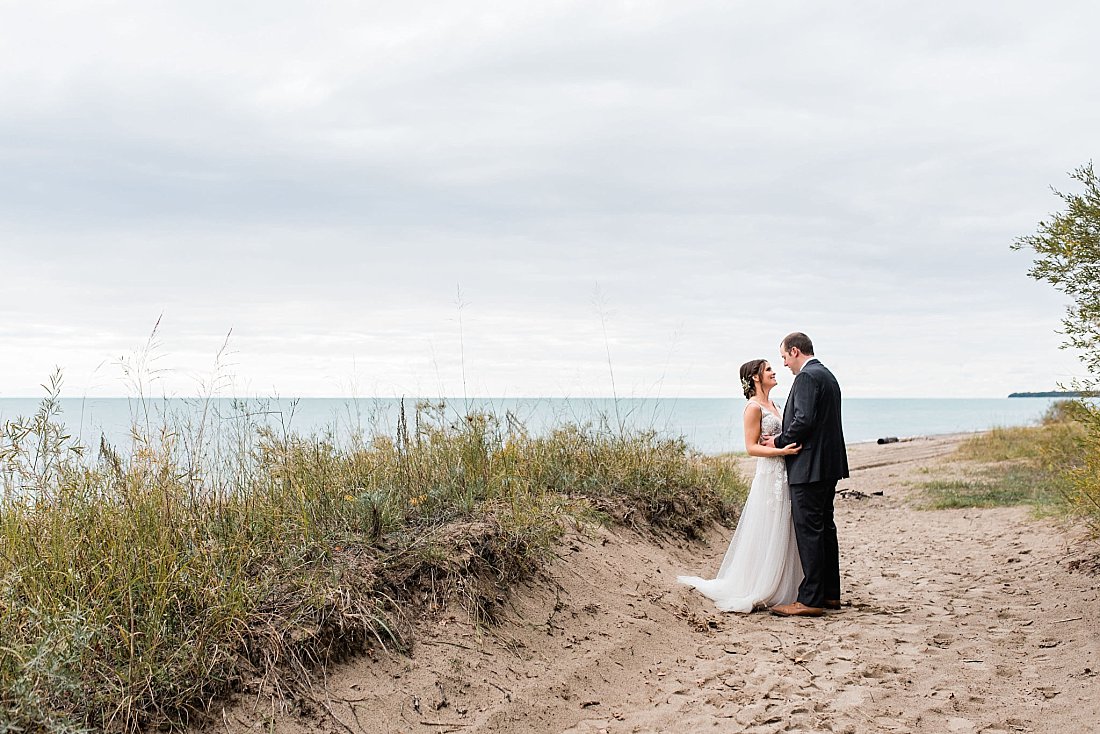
[763,332,849,617]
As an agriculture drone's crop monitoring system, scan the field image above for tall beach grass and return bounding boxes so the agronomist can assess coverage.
[0,378,747,732]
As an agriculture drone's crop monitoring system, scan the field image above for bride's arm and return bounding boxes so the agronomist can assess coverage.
[744,404,801,458]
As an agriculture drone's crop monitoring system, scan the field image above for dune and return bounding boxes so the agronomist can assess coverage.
[209,435,1100,734]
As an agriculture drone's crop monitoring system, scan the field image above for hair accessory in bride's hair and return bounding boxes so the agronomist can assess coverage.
[740,377,751,394]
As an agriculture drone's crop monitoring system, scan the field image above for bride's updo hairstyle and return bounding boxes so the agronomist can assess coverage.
[739,359,767,399]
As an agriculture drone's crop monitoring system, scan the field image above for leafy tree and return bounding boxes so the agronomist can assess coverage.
[1015,163,1100,529]
[1013,162,1100,381]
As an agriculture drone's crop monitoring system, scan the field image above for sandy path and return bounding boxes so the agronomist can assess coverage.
[220,436,1100,734]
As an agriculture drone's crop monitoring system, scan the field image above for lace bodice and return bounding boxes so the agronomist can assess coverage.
[760,407,782,437]
[746,402,787,509]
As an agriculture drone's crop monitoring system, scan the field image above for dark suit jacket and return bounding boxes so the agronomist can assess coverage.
[774,358,849,485]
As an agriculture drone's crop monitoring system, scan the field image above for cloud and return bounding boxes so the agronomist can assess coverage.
[0,1,1094,397]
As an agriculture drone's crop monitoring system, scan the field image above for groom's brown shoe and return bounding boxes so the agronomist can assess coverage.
[769,602,824,617]
[824,600,842,610]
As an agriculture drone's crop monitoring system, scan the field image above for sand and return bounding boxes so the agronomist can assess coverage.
[214,435,1100,733]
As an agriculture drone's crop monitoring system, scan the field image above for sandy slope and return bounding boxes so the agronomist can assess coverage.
[215,436,1100,734]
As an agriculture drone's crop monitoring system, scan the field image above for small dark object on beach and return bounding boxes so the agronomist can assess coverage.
[877,436,899,445]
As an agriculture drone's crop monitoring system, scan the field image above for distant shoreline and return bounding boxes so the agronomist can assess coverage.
[849,429,982,446]
[1007,391,1091,398]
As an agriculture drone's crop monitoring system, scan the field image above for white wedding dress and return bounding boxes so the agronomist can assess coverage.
[677,404,803,612]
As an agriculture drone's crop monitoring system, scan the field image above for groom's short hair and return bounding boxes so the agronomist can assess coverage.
[782,332,814,355]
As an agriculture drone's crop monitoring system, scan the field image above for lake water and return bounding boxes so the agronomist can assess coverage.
[0,396,1067,456]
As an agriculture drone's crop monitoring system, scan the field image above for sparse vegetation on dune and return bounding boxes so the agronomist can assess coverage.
[1057,399,1100,530]
[921,402,1088,513]
[0,379,747,733]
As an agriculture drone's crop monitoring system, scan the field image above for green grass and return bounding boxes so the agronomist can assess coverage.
[0,382,747,733]
[920,465,1063,510]
[919,402,1085,512]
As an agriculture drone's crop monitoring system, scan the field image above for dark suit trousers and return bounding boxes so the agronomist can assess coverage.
[789,480,840,607]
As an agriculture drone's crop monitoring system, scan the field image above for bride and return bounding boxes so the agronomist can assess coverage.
[678,359,804,612]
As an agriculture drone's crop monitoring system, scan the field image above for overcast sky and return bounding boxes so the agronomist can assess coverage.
[0,1,1095,399]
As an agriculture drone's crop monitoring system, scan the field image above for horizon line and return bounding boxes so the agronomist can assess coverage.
[0,394,1056,401]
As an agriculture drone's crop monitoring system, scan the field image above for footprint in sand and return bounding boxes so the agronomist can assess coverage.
[859,662,900,679]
